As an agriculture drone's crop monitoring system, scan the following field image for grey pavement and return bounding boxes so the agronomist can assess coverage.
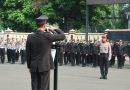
[0,61,130,90]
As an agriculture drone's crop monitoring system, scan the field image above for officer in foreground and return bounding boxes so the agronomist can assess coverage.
[26,15,65,90]
[99,35,112,79]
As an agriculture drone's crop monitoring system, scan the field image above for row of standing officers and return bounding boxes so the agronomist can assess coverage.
[56,38,130,69]
[0,37,26,64]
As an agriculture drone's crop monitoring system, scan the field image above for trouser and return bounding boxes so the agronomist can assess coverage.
[117,54,124,68]
[31,70,50,90]
[64,52,68,65]
[76,53,81,65]
[88,54,93,64]
[100,53,109,77]
[7,49,11,63]
[109,55,116,67]
[70,53,75,66]
[0,48,5,63]
[21,50,26,64]
[93,54,99,67]
[81,54,87,66]
[10,49,16,64]
[15,50,19,62]
[67,52,71,63]
[59,53,63,66]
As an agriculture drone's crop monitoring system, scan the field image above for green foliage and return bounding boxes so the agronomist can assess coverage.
[0,0,129,33]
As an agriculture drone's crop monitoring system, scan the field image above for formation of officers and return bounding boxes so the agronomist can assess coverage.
[56,38,130,69]
[0,37,26,64]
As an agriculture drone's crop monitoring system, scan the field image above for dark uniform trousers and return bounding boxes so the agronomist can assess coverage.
[100,53,109,77]
[20,50,26,64]
[7,49,11,63]
[93,54,99,67]
[10,49,16,64]
[31,69,50,90]
[0,48,5,63]
[117,54,124,68]
[15,50,19,62]
[70,53,75,66]
[81,54,88,66]
[64,52,68,65]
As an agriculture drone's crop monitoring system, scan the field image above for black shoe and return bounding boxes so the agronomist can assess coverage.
[100,76,104,79]
[104,76,107,79]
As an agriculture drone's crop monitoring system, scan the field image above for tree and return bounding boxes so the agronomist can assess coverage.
[0,0,39,32]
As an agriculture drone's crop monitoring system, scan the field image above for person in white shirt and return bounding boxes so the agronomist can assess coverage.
[99,35,112,79]
[20,39,26,64]
[0,38,6,64]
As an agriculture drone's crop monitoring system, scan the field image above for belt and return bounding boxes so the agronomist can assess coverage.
[100,53,108,55]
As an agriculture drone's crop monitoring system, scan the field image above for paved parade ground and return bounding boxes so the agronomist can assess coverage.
[0,61,130,90]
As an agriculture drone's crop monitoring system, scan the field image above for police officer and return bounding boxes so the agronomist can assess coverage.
[20,39,26,64]
[15,38,20,62]
[65,41,71,64]
[109,41,116,67]
[6,38,12,63]
[0,38,6,64]
[93,40,100,67]
[115,40,126,69]
[81,40,89,67]
[10,38,16,64]
[70,39,77,66]
[99,35,111,79]
[76,40,82,65]
[88,40,94,65]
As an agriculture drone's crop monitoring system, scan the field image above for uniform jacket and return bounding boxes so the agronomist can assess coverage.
[26,29,65,72]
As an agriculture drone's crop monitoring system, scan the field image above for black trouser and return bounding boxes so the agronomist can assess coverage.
[67,52,71,64]
[100,53,109,77]
[59,53,63,66]
[31,70,50,90]
[117,54,124,68]
[81,54,87,66]
[64,52,68,65]
[7,49,11,63]
[21,50,26,64]
[10,49,16,64]
[70,53,75,66]
[93,54,99,67]
[88,54,93,64]
[0,48,5,63]
[15,50,19,62]
[109,55,116,67]
[76,53,81,65]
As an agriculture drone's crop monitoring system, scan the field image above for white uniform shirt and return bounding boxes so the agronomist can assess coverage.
[11,41,16,50]
[100,42,112,60]
[0,41,6,48]
[20,41,26,50]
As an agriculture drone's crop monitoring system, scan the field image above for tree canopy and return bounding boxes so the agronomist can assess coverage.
[0,0,129,33]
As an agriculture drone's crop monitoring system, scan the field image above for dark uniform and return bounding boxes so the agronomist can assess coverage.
[93,43,100,67]
[70,41,77,66]
[109,42,116,67]
[88,42,94,65]
[115,41,126,69]
[76,42,81,65]
[81,42,89,67]
[64,42,71,64]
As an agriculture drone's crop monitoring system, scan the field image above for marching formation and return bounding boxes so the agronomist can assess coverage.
[0,37,26,64]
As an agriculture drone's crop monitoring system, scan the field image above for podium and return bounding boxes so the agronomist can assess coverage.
[51,49,58,90]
